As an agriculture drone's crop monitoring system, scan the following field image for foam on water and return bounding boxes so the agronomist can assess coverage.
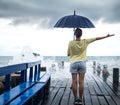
[8,46,42,65]
[0,47,120,79]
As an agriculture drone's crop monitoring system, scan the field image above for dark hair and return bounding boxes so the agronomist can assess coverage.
[74,28,82,38]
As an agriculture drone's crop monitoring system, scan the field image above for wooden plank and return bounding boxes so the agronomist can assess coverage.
[84,77,92,105]
[91,96,100,105]
[50,79,58,87]
[44,87,60,105]
[68,89,74,105]
[103,83,120,105]
[90,73,109,95]
[98,96,108,105]
[89,71,120,105]
[43,70,120,105]
[85,76,96,95]
[55,79,64,88]
[90,77,102,95]
[60,87,71,105]
[105,77,120,93]
[66,78,72,88]
[84,86,92,105]
[51,88,65,105]
[110,95,120,105]
[105,96,116,105]
[60,78,68,88]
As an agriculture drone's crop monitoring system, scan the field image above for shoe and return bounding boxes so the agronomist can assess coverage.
[74,98,79,104]
[78,99,83,105]
[74,99,83,105]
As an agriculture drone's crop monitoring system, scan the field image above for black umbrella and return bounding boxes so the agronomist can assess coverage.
[54,11,95,28]
[54,11,95,39]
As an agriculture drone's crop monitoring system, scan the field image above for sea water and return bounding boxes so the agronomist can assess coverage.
[1,56,120,78]
[0,56,13,67]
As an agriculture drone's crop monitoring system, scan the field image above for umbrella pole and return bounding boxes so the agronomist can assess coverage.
[73,28,75,40]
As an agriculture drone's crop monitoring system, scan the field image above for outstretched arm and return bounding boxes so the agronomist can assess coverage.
[96,34,115,40]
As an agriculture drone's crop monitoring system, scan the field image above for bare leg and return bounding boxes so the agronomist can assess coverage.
[78,73,85,99]
[71,73,78,99]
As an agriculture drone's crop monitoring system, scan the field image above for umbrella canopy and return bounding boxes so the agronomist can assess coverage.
[54,11,95,28]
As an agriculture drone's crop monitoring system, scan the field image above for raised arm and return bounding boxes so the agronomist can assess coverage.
[96,34,115,40]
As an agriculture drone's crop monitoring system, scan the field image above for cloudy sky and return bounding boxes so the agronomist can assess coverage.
[0,0,120,56]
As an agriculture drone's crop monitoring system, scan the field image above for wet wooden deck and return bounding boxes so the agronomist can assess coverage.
[42,71,120,105]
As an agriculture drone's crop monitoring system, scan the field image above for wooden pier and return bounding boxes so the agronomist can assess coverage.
[42,71,120,105]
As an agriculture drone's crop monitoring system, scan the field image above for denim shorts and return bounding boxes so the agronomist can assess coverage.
[70,61,86,74]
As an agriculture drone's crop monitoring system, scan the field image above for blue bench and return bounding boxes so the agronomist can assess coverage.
[9,72,51,105]
[0,61,51,105]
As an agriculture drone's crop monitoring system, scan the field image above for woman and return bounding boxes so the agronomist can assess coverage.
[67,28,114,105]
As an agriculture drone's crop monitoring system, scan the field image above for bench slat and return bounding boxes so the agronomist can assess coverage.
[9,83,45,105]
[0,82,35,105]
[40,71,46,79]
[39,72,51,83]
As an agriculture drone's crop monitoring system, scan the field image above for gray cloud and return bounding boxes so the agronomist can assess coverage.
[0,0,120,28]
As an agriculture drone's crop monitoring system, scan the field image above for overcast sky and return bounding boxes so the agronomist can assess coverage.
[0,0,120,56]
[0,0,120,27]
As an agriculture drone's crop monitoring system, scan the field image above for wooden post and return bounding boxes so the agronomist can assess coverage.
[41,67,46,71]
[113,68,119,88]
